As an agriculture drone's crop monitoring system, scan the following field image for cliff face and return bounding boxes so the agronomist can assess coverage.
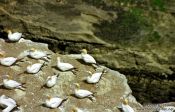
[0,38,141,112]
[0,0,175,103]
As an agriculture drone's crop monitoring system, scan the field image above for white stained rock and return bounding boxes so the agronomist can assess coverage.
[159,106,175,112]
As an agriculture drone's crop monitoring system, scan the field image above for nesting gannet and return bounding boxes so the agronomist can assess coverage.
[0,57,18,66]
[56,57,76,71]
[0,53,24,66]
[26,61,45,74]
[43,96,67,109]
[80,49,96,64]
[119,99,135,112]
[0,52,24,66]
[27,48,51,61]
[159,106,175,112]
[7,30,22,42]
[1,75,26,91]
[74,83,96,101]
[0,95,17,112]
[86,69,107,84]
[42,73,59,88]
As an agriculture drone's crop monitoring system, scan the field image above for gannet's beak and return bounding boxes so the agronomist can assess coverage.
[86,71,92,75]
[47,76,51,80]
[29,48,36,52]
[46,96,52,100]
[0,50,5,57]
[73,83,80,89]
[123,98,128,105]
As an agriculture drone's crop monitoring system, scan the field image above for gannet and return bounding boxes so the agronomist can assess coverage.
[0,53,24,66]
[74,83,96,101]
[27,48,51,61]
[56,57,75,71]
[26,61,45,74]
[7,30,22,42]
[159,106,175,112]
[80,49,96,64]
[43,73,59,88]
[86,69,107,84]
[0,52,24,66]
[1,75,26,91]
[0,57,18,66]
[43,96,67,109]
[120,99,135,112]
[0,95,17,112]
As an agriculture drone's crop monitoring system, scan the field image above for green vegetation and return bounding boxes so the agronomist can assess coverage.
[83,0,166,11]
[94,6,151,44]
[151,0,165,11]
[148,31,161,42]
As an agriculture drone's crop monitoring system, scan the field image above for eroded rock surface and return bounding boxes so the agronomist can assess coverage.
[0,39,141,112]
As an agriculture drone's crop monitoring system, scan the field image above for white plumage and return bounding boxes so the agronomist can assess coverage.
[3,77,25,90]
[57,57,74,71]
[121,103,134,112]
[26,62,45,74]
[74,83,94,99]
[7,30,22,42]
[75,89,93,98]
[45,74,59,88]
[0,57,18,66]
[44,96,67,109]
[81,49,96,64]
[86,71,103,84]
[120,99,135,112]
[0,95,17,112]
[28,49,51,60]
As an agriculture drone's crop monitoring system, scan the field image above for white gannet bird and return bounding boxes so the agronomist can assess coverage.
[42,73,59,88]
[80,49,96,64]
[86,69,107,84]
[43,96,67,109]
[7,30,22,42]
[27,48,51,61]
[56,57,76,71]
[0,57,18,66]
[0,53,23,67]
[159,106,175,112]
[26,61,45,74]
[74,83,96,101]
[0,52,24,67]
[119,99,135,112]
[1,75,26,91]
[0,95,17,112]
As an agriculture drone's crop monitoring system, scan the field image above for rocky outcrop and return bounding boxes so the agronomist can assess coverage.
[0,0,175,104]
[0,38,141,112]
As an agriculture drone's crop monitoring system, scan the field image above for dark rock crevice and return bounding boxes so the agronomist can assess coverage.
[23,34,107,54]
[112,68,175,104]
